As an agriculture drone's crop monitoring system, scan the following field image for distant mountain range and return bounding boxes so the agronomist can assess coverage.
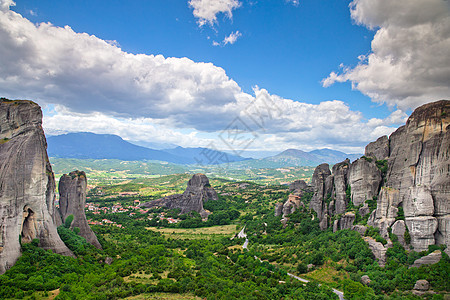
[227,148,361,168]
[47,132,361,166]
[47,133,248,165]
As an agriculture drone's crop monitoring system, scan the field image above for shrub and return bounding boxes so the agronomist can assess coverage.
[64,215,74,228]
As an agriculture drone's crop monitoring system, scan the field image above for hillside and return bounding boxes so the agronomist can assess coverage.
[47,133,248,165]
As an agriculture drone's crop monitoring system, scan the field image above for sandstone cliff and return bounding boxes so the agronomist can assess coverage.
[140,173,218,218]
[308,100,449,255]
[0,99,73,274]
[58,171,102,249]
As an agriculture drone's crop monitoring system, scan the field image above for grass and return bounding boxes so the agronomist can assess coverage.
[146,224,237,240]
[304,264,349,288]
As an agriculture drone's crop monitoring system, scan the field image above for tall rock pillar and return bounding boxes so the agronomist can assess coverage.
[0,99,73,274]
[58,171,102,249]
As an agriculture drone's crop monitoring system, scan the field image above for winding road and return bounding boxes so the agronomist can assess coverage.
[239,227,345,300]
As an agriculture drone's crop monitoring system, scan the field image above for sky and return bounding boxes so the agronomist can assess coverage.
[0,0,449,155]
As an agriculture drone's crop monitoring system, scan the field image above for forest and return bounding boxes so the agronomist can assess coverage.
[0,178,448,299]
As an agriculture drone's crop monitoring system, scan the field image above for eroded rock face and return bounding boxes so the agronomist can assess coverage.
[141,174,217,218]
[0,99,73,274]
[58,171,102,249]
[385,100,450,252]
[310,163,331,221]
[348,158,382,207]
[365,135,389,161]
[331,159,350,215]
[371,187,401,238]
[333,212,355,232]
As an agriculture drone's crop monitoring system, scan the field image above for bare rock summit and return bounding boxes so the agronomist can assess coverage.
[0,99,73,274]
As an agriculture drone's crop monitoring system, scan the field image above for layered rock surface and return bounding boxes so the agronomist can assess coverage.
[0,99,73,274]
[58,171,102,249]
[307,100,449,256]
[141,174,218,218]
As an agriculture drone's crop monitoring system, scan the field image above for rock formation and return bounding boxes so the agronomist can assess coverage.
[380,100,449,252]
[58,171,102,249]
[364,237,387,267]
[310,164,332,229]
[140,174,218,218]
[0,99,73,274]
[365,135,389,161]
[306,100,449,256]
[275,180,311,218]
[409,250,442,268]
[333,212,355,232]
[348,158,382,207]
[331,159,351,214]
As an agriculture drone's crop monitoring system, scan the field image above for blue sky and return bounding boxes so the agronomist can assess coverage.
[1,0,449,154]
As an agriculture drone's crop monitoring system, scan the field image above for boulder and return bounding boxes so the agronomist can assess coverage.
[348,158,382,207]
[58,171,102,249]
[365,135,389,161]
[413,280,430,291]
[410,251,442,268]
[364,237,387,267]
[361,275,371,286]
[0,99,73,274]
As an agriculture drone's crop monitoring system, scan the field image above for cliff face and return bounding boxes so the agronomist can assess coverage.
[140,174,218,218]
[382,100,450,252]
[0,99,73,274]
[307,100,449,255]
[58,171,102,249]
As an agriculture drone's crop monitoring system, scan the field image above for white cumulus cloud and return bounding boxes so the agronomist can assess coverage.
[0,3,403,152]
[189,0,241,27]
[323,0,450,111]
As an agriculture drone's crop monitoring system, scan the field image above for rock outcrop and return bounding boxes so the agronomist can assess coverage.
[58,171,102,249]
[307,100,449,255]
[365,135,389,161]
[348,158,382,207]
[383,100,449,252]
[331,159,350,215]
[140,174,217,218]
[333,212,355,232]
[364,237,387,267]
[275,180,311,218]
[310,164,332,229]
[409,250,442,268]
[0,99,73,274]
